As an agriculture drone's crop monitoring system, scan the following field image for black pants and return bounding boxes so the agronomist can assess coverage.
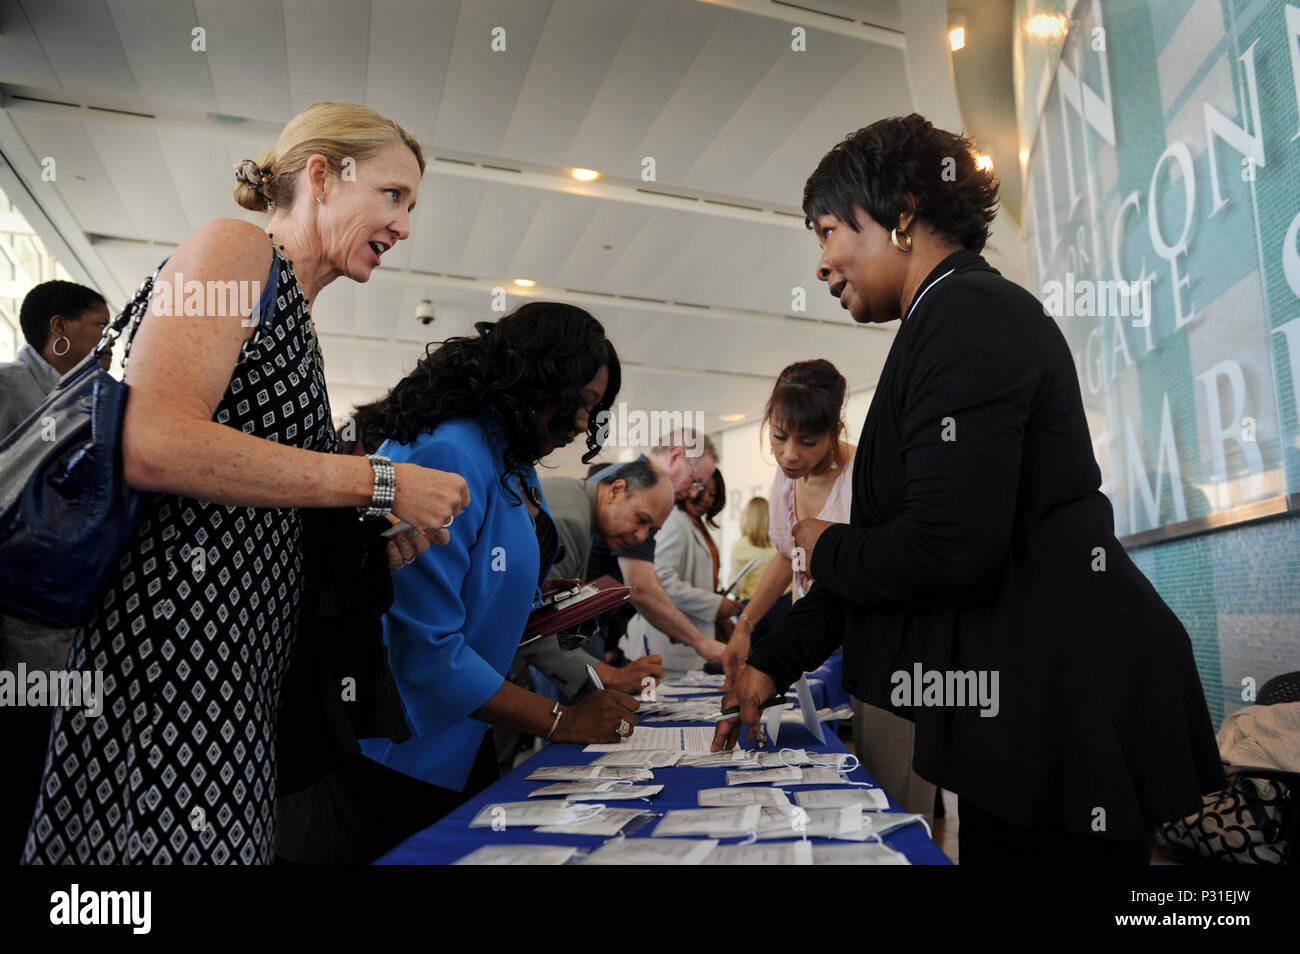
[275,731,500,866]
[958,796,1152,865]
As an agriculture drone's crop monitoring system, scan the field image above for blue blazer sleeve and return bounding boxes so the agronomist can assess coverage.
[382,434,505,738]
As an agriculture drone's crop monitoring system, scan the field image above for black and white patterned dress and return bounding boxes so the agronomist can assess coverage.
[22,245,338,864]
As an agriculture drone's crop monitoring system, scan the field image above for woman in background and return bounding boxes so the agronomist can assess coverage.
[722,359,856,682]
[729,496,780,605]
[683,470,735,642]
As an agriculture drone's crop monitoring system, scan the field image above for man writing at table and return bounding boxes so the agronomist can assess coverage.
[518,458,674,698]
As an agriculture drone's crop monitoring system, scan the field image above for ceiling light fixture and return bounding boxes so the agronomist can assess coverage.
[1025,13,1068,40]
[949,26,966,51]
[513,278,536,287]
[571,168,600,181]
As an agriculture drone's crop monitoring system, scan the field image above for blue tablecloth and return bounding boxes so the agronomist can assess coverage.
[376,714,951,865]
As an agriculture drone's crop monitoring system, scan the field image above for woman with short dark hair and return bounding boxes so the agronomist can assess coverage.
[714,114,1225,864]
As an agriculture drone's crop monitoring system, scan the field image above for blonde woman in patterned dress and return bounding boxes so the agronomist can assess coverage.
[22,103,467,865]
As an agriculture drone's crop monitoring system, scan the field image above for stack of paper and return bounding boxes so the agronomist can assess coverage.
[703,842,813,865]
[793,788,891,811]
[527,780,622,798]
[589,750,682,768]
[697,787,792,807]
[454,845,578,865]
[534,807,652,836]
[582,838,718,865]
[752,805,866,840]
[675,751,758,769]
[724,766,802,786]
[780,767,853,786]
[812,843,911,865]
[584,726,717,753]
[469,801,596,828]
[652,805,761,838]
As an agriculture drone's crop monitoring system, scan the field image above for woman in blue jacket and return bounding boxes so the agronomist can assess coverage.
[282,302,637,863]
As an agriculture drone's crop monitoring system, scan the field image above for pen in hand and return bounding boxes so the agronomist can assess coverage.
[712,696,785,721]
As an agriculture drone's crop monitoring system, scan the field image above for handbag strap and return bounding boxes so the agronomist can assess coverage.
[90,237,283,369]
[92,266,159,366]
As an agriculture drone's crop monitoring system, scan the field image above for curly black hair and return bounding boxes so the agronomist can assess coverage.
[802,113,999,251]
[353,301,620,502]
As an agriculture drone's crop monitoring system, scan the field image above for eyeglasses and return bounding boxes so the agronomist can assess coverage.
[684,458,708,497]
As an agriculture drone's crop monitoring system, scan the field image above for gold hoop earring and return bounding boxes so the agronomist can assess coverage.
[51,335,71,357]
[891,228,912,252]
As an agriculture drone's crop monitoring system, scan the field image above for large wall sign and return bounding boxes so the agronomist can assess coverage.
[1017,0,1300,540]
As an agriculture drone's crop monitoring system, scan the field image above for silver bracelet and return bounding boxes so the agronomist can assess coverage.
[362,454,396,517]
[545,701,565,741]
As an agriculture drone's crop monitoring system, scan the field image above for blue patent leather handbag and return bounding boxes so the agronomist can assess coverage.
[0,276,156,628]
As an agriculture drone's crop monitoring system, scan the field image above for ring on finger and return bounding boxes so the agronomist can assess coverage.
[616,719,631,738]
[441,513,455,529]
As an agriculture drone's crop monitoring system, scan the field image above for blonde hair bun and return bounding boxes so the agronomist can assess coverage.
[231,102,424,213]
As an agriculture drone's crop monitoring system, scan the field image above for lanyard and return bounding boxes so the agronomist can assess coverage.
[903,267,956,323]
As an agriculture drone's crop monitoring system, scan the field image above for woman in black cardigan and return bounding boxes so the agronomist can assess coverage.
[713,114,1225,864]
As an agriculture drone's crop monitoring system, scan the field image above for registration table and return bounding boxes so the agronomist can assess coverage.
[376,710,952,865]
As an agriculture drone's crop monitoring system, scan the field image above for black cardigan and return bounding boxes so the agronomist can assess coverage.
[749,249,1225,839]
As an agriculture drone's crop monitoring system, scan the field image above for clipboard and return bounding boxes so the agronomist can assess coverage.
[519,575,632,648]
[721,558,761,598]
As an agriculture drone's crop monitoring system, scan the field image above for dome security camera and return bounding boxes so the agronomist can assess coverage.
[415,299,435,325]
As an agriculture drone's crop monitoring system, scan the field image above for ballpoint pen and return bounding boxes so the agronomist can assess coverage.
[712,696,786,721]
[642,633,650,658]
[586,664,604,691]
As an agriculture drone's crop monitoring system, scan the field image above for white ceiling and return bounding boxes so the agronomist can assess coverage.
[0,0,1018,474]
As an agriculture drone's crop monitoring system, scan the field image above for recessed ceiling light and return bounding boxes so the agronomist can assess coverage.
[975,153,993,172]
[571,168,600,181]
[721,413,747,423]
[1019,150,1029,163]
[1025,13,1068,40]
[948,27,966,51]
[513,278,535,287]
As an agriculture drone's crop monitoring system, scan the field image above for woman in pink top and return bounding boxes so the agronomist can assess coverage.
[723,358,935,818]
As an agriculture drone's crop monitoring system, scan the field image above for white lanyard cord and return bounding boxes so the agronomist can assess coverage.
[904,267,956,323]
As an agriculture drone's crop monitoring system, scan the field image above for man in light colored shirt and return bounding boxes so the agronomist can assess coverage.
[586,431,738,666]
[519,459,675,698]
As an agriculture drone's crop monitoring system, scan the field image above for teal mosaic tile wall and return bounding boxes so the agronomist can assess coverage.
[1129,514,1300,728]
